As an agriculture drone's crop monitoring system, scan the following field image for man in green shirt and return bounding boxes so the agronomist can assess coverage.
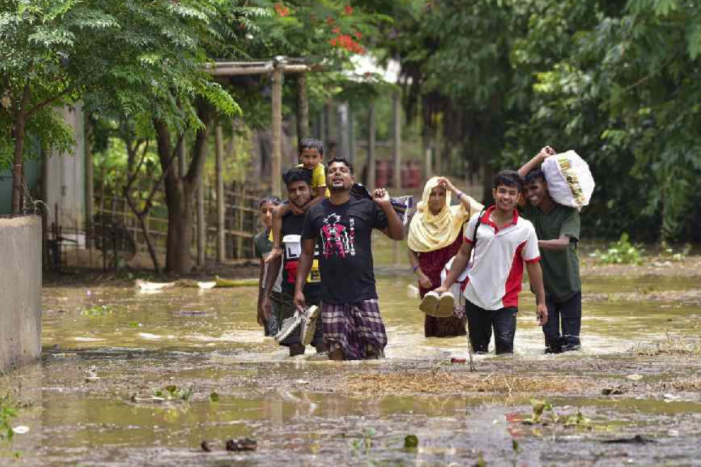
[519,147,582,353]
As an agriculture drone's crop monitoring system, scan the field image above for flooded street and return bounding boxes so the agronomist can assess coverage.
[2,242,701,466]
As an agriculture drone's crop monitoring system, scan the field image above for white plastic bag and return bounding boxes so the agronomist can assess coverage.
[541,150,595,211]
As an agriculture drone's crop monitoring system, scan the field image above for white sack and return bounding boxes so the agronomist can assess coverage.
[541,150,595,211]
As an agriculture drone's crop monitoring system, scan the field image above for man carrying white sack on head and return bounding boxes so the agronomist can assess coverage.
[518,146,588,354]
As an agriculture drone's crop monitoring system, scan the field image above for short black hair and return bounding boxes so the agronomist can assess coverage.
[326,157,354,175]
[298,138,324,156]
[258,195,282,209]
[283,167,312,187]
[493,170,523,191]
[524,168,546,186]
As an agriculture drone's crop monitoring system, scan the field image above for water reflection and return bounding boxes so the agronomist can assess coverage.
[1,257,699,465]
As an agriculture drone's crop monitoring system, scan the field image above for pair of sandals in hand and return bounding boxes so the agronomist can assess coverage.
[419,290,455,318]
[274,305,320,346]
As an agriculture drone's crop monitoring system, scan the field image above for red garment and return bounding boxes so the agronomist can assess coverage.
[416,235,467,338]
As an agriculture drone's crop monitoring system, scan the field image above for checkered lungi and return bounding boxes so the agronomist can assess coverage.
[321,299,387,360]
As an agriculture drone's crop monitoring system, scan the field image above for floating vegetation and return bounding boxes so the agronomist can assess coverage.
[524,399,591,427]
[630,335,701,357]
[81,305,113,317]
[404,434,418,450]
[343,372,589,395]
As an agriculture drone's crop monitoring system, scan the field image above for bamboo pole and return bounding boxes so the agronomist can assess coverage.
[296,73,309,140]
[271,64,283,197]
[215,124,225,264]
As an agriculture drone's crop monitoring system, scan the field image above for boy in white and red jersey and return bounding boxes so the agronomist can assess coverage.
[436,170,548,354]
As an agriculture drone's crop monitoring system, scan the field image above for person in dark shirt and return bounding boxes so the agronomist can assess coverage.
[294,157,405,361]
[519,146,582,353]
[261,168,324,356]
[254,195,282,336]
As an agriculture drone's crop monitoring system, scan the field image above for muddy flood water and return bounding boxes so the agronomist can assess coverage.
[2,240,701,466]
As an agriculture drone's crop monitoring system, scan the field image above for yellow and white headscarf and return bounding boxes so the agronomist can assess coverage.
[408,177,483,253]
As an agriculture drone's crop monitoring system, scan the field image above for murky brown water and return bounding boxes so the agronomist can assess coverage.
[2,241,701,466]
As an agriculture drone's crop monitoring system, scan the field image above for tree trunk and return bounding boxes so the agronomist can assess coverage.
[154,100,213,274]
[11,85,31,214]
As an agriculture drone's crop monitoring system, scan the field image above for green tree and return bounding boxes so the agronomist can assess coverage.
[0,0,120,213]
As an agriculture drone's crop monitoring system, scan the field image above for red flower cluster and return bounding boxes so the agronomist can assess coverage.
[274,2,290,17]
[344,5,353,16]
[329,33,365,54]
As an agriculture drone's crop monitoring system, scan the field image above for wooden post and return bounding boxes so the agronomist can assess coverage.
[215,124,225,264]
[323,102,332,147]
[271,64,283,197]
[317,113,325,142]
[296,73,309,140]
[423,126,433,182]
[348,106,355,165]
[392,92,402,190]
[367,102,376,191]
[197,179,205,267]
[338,103,350,159]
[84,114,94,248]
[435,133,443,175]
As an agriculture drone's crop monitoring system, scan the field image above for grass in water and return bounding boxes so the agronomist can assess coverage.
[630,334,701,357]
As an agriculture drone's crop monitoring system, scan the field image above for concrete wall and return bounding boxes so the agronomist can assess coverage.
[0,216,42,373]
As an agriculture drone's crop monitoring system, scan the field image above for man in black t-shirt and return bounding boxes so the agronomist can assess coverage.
[261,168,323,356]
[294,158,405,361]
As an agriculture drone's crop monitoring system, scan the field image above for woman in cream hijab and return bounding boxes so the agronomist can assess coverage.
[408,177,483,337]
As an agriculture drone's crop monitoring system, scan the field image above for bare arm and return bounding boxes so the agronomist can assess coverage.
[438,177,483,214]
[526,261,548,326]
[408,249,432,289]
[374,188,404,240]
[256,258,266,325]
[538,236,570,251]
[518,146,555,178]
[435,242,473,292]
[294,238,315,311]
[259,253,282,324]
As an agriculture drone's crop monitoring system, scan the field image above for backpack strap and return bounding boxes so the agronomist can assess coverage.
[472,208,486,250]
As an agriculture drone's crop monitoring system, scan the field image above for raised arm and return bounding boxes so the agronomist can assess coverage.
[438,177,483,214]
[374,188,404,240]
[518,146,556,178]
[293,238,316,311]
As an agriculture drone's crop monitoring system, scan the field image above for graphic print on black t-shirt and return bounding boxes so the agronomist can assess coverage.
[302,198,388,304]
[320,213,356,259]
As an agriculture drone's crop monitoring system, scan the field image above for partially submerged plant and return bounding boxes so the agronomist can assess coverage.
[153,385,193,402]
[524,399,590,428]
[0,395,18,441]
[594,233,644,265]
[630,334,701,357]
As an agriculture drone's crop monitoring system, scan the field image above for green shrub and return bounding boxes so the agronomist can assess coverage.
[596,233,644,265]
